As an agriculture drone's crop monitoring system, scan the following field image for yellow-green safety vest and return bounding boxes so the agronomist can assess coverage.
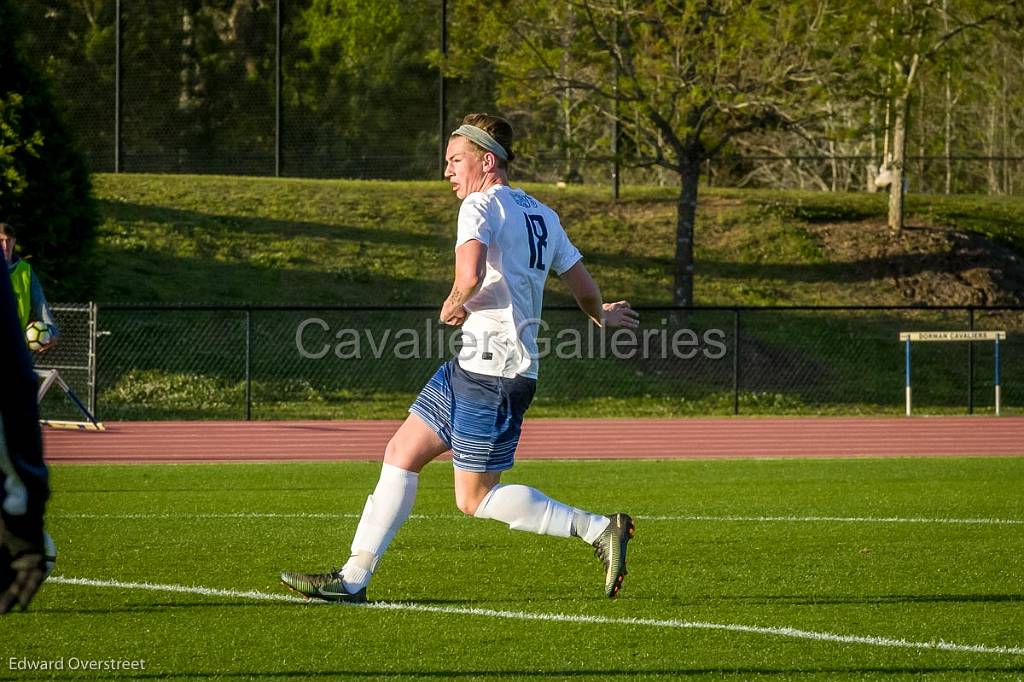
[9,259,32,330]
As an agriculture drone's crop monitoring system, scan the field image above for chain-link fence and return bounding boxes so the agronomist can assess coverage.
[55,304,1021,421]
[19,0,449,179]
[35,304,97,421]
[16,1,1024,193]
[705,156,1024,197]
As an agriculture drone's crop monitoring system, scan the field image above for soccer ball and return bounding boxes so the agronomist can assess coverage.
[25,321,51,351]
[43,531,57,578]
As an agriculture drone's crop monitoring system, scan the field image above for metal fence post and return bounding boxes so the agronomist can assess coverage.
[245,307,253,420]
[114,0,122,173]
[995,334,1002,416]
[275,0,282,177]
[905,336,912,416]
[611,17,620,202]
[733,308,740,415]
[968,306,975,414]
[89,302,99,416]
[438,0,448,178]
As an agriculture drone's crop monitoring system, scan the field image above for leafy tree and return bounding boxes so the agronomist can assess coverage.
[0,0,97,300]
[286,0,443,178]
[18,0,115,171]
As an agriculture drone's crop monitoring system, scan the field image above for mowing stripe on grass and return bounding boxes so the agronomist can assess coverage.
[47,576,1024,657]
[51,512,1024,526]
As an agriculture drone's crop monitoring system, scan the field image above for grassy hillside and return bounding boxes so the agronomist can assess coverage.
[90,174,1024,306]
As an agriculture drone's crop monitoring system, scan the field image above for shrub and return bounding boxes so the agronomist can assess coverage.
[0,1,98,300]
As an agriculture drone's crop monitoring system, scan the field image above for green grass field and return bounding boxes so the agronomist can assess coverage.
[7,457,1024,680]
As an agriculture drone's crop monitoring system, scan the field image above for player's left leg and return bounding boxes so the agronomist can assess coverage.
[448,361,634,597]
[460,468,634,597]
[449,364,611,542]
[458,468,608,541]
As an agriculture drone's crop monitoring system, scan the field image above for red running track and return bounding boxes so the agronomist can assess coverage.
[41,417,1024,463]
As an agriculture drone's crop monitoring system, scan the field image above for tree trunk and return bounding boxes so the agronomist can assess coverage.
[917,78,926,188]
[179,0,204,114]
[868,104,878,192]
[944,69,952,194]
[826,100,837,192]
[560,2,575,182]
[986,102,999,194]
[1001,63,1009,194]
[888,93,909,231]
[674,154,700,307]
[942,0,952,194]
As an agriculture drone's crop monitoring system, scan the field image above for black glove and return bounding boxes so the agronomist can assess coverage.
[0,525,47,614]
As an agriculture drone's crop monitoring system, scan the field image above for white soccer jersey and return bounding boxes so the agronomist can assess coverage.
[455,185,582,379]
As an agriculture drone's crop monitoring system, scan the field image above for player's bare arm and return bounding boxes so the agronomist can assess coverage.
[440,239,487,326]
[559,260,639,329]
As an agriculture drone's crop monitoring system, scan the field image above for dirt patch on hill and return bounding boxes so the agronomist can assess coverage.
[807,221,1024,306]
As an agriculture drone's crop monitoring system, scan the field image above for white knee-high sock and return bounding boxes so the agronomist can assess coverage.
[473,483,608,542]
[341,463,418,591]
[570,509,611,544]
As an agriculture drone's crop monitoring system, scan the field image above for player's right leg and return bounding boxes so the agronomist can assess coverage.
[281,376,451,603]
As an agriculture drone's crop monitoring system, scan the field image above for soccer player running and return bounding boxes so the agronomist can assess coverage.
[282,113,640,603]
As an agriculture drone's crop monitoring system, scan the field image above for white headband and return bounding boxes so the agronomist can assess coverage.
[452,124,509,161]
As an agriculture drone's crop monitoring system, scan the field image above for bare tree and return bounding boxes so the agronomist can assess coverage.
[455,0,837,305]
[858,0,1006,229]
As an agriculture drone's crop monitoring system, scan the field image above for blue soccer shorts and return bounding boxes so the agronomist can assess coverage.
[409,358,537,473]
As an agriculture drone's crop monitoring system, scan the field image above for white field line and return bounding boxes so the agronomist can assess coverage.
[47,575,1024,657]
[641,514,1024,526]
[50,512,1024,526]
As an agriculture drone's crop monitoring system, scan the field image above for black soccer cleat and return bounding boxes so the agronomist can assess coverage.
[592,513,635,598]
[280,569,367,604]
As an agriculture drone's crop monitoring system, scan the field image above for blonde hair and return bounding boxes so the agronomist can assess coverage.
[459,113,515,168]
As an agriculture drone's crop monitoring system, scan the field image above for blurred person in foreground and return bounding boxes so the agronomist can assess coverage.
[282,113,640,603]
[0,263,50,613]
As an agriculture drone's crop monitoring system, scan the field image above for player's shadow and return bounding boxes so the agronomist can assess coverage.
[366,598,481,607]
[720,593,1024,605]
[39,598,497,615]
[37,601,305,615]
[367,595,594,607]
[40,599,503,615]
